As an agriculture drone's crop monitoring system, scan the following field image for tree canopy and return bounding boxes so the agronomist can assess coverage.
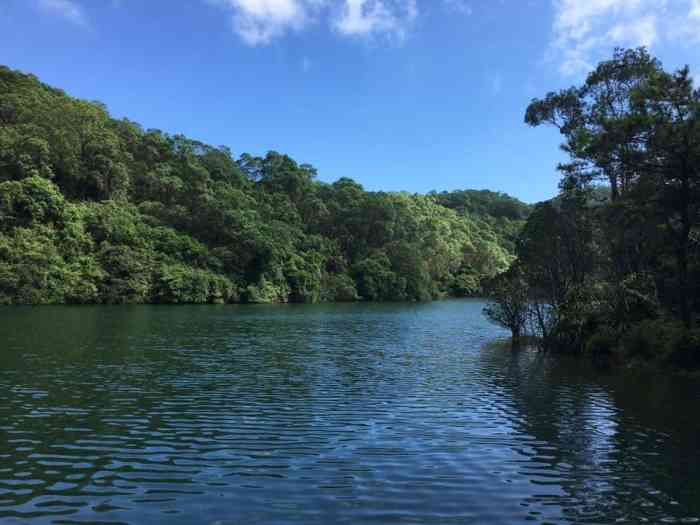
[0,65,527,305]
[485,48,700,369]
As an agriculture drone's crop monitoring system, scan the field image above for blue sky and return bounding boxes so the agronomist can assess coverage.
[3,0,700,202]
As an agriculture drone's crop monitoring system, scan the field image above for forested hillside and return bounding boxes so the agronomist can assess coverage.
[0,66,527,304]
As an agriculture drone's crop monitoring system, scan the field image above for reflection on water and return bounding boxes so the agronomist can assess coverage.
[0,301,698,524]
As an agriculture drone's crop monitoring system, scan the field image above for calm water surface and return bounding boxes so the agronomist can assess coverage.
[1,300,699,524]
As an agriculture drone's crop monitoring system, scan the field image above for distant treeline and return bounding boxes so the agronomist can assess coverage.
[0,65,529,305]
[485,48,700,370]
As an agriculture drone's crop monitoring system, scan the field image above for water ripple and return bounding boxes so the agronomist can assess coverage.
[0,301,699,524]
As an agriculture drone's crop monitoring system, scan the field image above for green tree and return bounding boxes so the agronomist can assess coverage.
[483,266,529,348]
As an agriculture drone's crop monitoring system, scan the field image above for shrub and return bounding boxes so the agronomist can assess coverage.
[320,273,359,302]
[482,266,529,347]
[584,325,620,358]
[284,252,323,303]
[97,244,154,303]
[153,264,237,304]
[620,319,682,360]
[0,176,65,230]
[664,329,700,369]
[245,276,289,304]
[352,253,404,301]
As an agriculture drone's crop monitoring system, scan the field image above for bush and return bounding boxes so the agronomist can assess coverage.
[320,273,359,302]
[621,319,683,360]
[153,264,237,304]
[584,325,620,358]
[97,244,154,303]
[352,253,404,301]
[451,271,481,297]
[0,176,65,230]
[284,252,323,303]
[664,329,700,369]
[482,266,529,347]
[245,276,289,304]
[0,226,69,304]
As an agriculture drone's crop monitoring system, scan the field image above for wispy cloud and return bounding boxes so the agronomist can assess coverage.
[684,0,700,41]
[549,0,700,76]
[334,0,417,40]
[211,0,318,46]
[36,0,88,26]
[607,14,658,48]
[208,0,418,45]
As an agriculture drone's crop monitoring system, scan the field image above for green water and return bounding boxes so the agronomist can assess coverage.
[0,300,699,524]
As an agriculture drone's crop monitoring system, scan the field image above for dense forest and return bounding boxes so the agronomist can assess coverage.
[485,48,700,370]
[0,65,529,305]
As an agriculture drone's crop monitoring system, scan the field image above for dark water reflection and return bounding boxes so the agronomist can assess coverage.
[0,300,698,524]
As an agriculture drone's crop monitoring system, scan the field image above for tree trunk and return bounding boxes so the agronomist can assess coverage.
[511,327,521,350]
[678,241,690,328]
[678,165,692,329]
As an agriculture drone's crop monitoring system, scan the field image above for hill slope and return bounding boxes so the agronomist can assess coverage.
[0,66,528,304]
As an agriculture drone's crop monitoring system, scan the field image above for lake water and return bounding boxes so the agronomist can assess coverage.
[1,300,699,524]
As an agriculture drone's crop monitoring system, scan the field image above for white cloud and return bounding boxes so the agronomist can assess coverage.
[36,0,87,26]
[607,14,657,47]
[685,0,700,40]
[550,0,700,76]
[334,0,417,40]
[212,0,321,45]
[551,0,657,75]
[209,0,417,44]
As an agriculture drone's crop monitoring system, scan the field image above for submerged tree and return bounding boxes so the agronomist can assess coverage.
[483,265,530,348]
[517,47,700,364]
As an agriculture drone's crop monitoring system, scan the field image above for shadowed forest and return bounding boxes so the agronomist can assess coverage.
[484,48,700,369]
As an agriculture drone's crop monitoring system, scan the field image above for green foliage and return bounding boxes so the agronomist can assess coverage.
[493,47,700,368]
[0,65,525,305]
[584,326,620,359]
[245,277,290,304]
[617,320,700,369]
[0,226,69,304]
[483,265,530,347]
[664,328,700,369]
[96,245,153,304]
[0,176,65,230]
[153,264,237,304]
[621,320,679,360]
[353,252,404,301]
[284,252,324,303]
[320,273,359,302]
[433,189,531,221]
[0,224,104,305]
